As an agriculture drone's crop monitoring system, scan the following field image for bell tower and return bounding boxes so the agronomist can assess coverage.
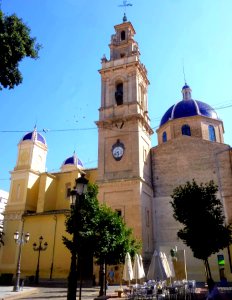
[96,17,154,258]
[6,128,47,214]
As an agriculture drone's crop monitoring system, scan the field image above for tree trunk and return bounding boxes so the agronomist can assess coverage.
[104,263,107,296]
[99,263,104,296]
[204,259,212,281]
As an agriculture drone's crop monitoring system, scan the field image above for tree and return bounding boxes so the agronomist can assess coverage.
[170,179,232,280]
[93,204,140,295]
[63,183,140,297]
[0,10,41,90]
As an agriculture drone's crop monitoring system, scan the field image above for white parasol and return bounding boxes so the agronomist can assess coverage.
[123,252,134,286]
[133,254,144,284]
[147,250,173,280]
[139,254,145,278]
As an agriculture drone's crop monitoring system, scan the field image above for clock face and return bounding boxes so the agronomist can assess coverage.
[112,140,125,161]
[113,146,124,158]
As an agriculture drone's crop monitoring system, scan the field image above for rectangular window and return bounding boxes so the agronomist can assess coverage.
[143,148,147,163]
[66,183,71,198]
[112,206,125,220]
[115,209,122,217]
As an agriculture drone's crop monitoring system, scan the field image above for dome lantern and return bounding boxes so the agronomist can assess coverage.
[181,83,192,100]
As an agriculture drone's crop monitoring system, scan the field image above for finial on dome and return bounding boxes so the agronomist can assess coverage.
[73,151,78,165]
[32,125,38,142]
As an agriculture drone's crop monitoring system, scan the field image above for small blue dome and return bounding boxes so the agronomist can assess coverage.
[22,129,46,145]
[63,153,83,168]
[160,84,218,127]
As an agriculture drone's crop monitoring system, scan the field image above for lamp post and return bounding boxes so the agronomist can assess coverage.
[170,246,178,261]
[67,173,88,300]
[13,228,30,292]
[33,236,48,284]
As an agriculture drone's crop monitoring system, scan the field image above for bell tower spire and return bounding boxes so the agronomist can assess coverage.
[118,0,133,23]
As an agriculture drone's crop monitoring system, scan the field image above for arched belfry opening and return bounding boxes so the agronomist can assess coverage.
[121,30,126,40]
[115,82,123,105]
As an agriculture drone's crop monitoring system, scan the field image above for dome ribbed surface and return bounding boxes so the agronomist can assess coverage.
[63,156,83,167]
[22,131,46,144]
[160,99,218,127]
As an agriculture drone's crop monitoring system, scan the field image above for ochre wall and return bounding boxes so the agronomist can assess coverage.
[152,136,232,282]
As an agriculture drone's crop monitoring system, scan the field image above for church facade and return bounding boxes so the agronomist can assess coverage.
[1,17,232,283]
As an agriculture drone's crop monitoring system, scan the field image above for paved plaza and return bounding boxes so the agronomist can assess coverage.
[1,284,232,300]
[0,285,117,300]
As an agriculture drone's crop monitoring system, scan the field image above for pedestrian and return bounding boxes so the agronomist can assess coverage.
[206,278,221,300]
[108,268,115,285]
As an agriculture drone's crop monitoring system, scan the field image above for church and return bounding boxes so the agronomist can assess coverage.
[1,15,232,284]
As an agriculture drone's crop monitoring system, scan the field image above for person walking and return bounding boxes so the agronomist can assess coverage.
[206,278,221,300]
[108,269,115,285]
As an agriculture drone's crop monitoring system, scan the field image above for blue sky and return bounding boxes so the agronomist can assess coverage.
[1,0,232,191]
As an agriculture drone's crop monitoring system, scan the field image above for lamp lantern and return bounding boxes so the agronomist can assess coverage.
[75,173,89,195]
[14,230,19,242]
[25,232,30,243]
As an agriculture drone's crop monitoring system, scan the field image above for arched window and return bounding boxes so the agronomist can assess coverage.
[181,124,191,136]
[162,131,167,143]
[209,125,216,141]
[115,83,123,105]
[121,30,125,40]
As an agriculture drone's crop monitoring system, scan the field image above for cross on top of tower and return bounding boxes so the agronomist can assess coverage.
[118,0,133,22]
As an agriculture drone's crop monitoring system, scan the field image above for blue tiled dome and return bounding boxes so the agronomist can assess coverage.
[160,85,218,127]
[22,129,46,145]
[62,153,83,168]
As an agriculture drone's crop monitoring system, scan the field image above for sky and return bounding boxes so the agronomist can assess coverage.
[1,0,232,192]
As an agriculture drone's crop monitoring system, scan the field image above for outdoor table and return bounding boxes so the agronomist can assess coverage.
[115,288,124,297]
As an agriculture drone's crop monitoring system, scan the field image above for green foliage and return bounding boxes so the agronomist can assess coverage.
[63,183,100,254]
[63,183,140,264]
[170,180,232,260]
[0,10,41,90]
[93,204,141,265]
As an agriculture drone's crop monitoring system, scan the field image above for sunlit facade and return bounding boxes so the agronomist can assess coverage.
[0,17,232,284]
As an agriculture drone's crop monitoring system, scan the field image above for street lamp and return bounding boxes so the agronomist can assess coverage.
[170,246,178,261]
[67,173,89,300]
[33,236,48,284]
[13,229,30,292]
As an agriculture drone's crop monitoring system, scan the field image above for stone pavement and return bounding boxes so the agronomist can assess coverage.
[4,283,231,300]
[0,285,119,300]
[0,286,38,300]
